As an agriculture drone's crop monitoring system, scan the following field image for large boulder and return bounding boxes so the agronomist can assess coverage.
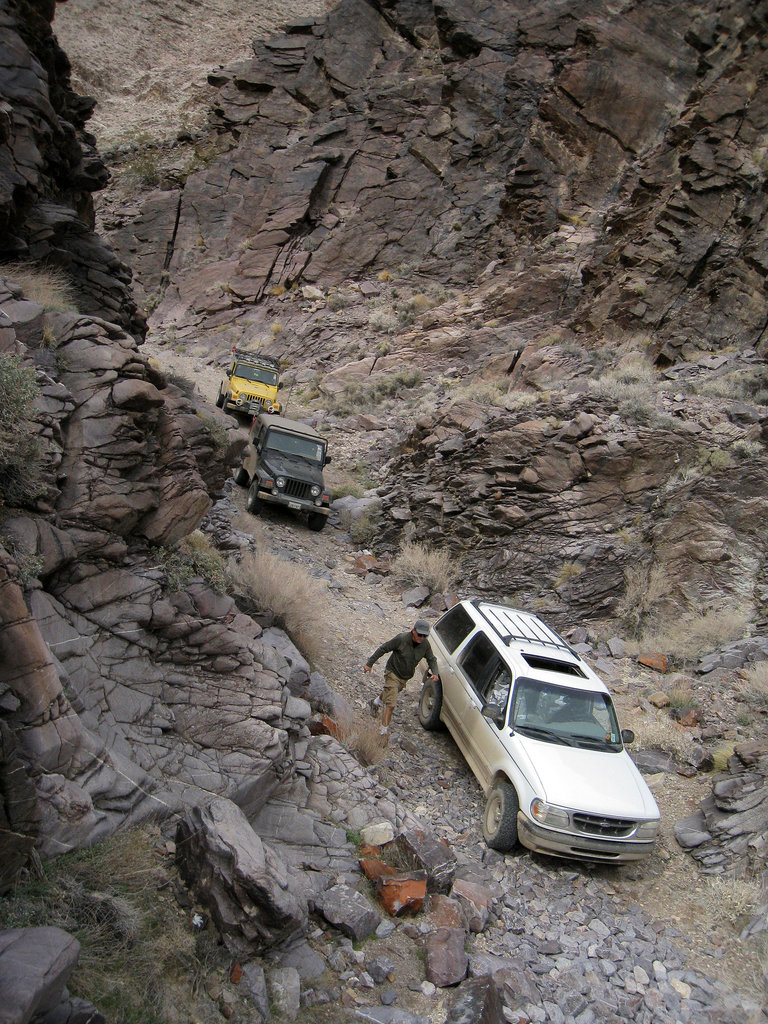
[175,797,308,954]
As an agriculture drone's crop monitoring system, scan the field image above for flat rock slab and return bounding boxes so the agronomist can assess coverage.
[315,883,381,942]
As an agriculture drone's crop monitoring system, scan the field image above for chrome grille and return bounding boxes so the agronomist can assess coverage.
[572,813,637,839]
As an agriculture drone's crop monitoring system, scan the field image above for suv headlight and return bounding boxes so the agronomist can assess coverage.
[530,799,571,830]
[275,476,286,489]
[310,485,321,497]
[635,819,660,840]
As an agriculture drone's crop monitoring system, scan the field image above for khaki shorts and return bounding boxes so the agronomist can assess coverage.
[382,669,409,709]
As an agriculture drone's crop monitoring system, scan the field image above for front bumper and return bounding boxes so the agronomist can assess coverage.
[256,489,329,516]
[517,813,656,863]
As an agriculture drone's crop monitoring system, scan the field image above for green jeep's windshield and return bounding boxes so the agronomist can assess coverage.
[234,363,278,387]
[264,430,324,463]
[511,677,623,751]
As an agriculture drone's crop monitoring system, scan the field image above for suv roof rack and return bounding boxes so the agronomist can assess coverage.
[473,600,579,658]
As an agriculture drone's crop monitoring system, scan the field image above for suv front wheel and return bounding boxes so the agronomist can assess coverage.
[418,676,443,730]
[307,512,327,532]
[482,780,519,851]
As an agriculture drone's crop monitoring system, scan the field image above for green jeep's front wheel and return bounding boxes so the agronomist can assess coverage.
[246,482,263,515]
[307,512,327,532]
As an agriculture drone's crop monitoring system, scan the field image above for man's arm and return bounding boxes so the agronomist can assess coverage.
[423,640,438,678]
[365,634,398,669]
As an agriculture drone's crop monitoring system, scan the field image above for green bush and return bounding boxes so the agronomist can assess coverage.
[158,532,228,594]
[0,354,43,509]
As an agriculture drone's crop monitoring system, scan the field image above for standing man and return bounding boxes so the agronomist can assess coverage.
[364,619,439,744]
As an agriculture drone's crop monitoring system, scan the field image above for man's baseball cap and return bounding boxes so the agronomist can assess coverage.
[414,619,430,636]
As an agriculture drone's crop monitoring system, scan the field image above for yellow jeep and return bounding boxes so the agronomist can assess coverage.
[216,350,282,416]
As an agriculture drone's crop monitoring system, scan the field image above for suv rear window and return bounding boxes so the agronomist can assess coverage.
[435,604,475,654]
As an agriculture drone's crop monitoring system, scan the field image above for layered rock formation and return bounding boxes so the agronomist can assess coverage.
[0,0,140,332]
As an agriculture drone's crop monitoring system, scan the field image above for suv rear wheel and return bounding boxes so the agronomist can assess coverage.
[418,676,443,730]
[482,781,519,851]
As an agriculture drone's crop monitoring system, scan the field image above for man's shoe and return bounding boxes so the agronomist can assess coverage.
[380,725,389,747]
[369,697,382,718]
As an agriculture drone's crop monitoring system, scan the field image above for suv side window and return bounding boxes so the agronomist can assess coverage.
[458,632,498,700]
[435,604,475,654]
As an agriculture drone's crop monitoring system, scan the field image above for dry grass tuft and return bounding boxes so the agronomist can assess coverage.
[734,662,768,709]
[230,546,329,663]
[638,607,751,664]
[332,710,388,766]
[0,824,220,1022]
[701,875,765,928]
[616,564,673,636]
[631,713,692,761]
[1,262,79,312]
[390,540,460,594]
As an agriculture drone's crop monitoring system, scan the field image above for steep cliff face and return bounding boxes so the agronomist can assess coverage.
[98,0,767,362]
[0,0,313,889]
[0,0,141,332]
[91,0,768,629]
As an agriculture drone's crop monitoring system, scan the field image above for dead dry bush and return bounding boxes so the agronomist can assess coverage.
[332,710,388,766]
[1,262,78,312]
[230,546,329,663]
[390,540,459,594]
[639,607,751,664]
[734,662,768,709]
[0,824,214,1021]
[630,713,692,762]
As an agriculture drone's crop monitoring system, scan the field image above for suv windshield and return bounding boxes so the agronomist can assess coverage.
[264,430,324,462]
[235,364,278,386]
[510,677,623,751]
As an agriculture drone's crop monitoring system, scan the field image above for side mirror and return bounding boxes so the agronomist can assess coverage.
[621,728,635,745]
[482,702,506,728]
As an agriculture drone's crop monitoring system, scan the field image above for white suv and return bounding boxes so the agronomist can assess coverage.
[418,600,660,863]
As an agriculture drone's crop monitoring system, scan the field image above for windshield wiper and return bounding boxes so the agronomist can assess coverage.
[515,724,575,746]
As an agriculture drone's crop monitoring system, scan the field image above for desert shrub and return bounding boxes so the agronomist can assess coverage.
[731,438,763,462]
[0,532,43,585]
[734,662,768,709]
[554,561,582,588]
[390,540,460,593]
[158,531,228,594]
[230,546,328,662]
[616,563,673,637]
[324,371,423,416]
[1,262,78,312]
[637,607,751,664]
[196,414,230,458]
[345,510,381,547]
[332,710,387,766]
[0,824,218,1023]
[701,875,765,928]
[0,354,43,509]
[368,309,397,334]
[696,366,768,405]
[630,713,692,761]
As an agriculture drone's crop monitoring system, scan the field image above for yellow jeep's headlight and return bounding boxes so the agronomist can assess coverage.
[530,799,571,830]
